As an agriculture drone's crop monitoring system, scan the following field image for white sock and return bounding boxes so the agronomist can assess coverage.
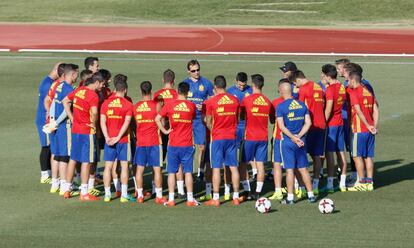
[177,180,185,195]
[104,187,111,197]
[294,178,299,189]
[113,178,119,191]
[187,192,194,202]
[168,192,175,202]
[80,184,88,196]
[275,187,281,193]
[287,193,294,201]
[88,178,95,189]
[224,184,231,195]
[51,178,59,188]
[137,188,143,198]
[59,179,66,189]
[205,183,212,195]
[242,180,251,191]
[312,179,319,189]
[307,191,315,198]
[121,184,128,198]
[340,174,347,187]
[41,171,49,178]
[66,182,72,192]
[47,170,51,177]
[256,181,264,193]
[327,177,334,188]
[213,193,219,200]
[233,192,239,199]
[252,169,257,176]
[155,187,162,198]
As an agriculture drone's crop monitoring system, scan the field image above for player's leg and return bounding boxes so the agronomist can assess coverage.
[182,146,199,206]
[285,169,295,204]
[176,166,185,198]
[205,140,222,206]
[135,165,145,202]
[50,155,60,193]
[64,159,77,198]
[193,121,206,181]
[223,166,231,200]
[79,134,99,201]
[270,139,283,200]
[226,140,240,204]
[296,144,315,203]
[111,161,121,196]
[57,157,69,196]
[150,145,166,204]
[103,161,114,201]
[337,151,347,191]
[165,146,178,206]
[364,133,375,191]
[200,142,212,201]
[254,141,267,198]
[297,168,316,203]
[119,160,130,202]
[37,124,51,183]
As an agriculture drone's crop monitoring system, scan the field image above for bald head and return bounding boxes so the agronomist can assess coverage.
[278,80,292,98]
[49,61,63,80]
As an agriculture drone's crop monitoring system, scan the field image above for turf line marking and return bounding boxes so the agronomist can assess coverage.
[228,9,319,13]
[0,49,10,52]
[17,49,414,58]
[203,27,225,51]
[3,55,414,65]
[251,2,326,6]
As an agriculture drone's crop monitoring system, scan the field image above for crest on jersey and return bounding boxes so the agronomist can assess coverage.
[173,113,180,119]
[245,92,250,97]
[251,107,259,113]
[136,101,151,112]
[339,85,346,94]
[174,102,190,112]
[188,91,193,97]
[136,114,142,120]
[216,107,224,113]
[253,96,268,106]
[363,88,372,97]
[218,95,234,105]
[288,112,295,118]
[313,83,322,90]
[199,85,204,91]
[288,100,302,110]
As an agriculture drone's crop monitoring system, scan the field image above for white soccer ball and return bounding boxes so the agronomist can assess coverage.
[255,197,271,214]
[318,198,335,214]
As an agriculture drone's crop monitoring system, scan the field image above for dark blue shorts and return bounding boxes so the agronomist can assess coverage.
[326,125,345,152]
[192,120,206,145]
[104,142,132,162]
[281,138,309,169]
[242,140,268,163]
[351,132,375,158]
[70,133,97,163]
[133,145,162,167]
[235,125,245,149]
[306,128,326,157]
[167,146,194,173]
[210,139,238,168]
[49,132,58,155]
[55,121,71,156]
[272,138,282,163]
[36,123,49,147]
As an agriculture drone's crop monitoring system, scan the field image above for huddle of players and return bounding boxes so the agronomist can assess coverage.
[35,57,378,206]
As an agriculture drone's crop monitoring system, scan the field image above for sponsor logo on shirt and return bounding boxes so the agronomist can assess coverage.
[159,90,173,99]
[75,89,86,99]
[288,100,302,110]
[108,98,123,108]
[217,95,234,105]
[174,102,190,112]
[253,96,268,106]
[136,101,151,112]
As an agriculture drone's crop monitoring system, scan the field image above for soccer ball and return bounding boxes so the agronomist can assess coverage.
[255,197,271,213]
[318,198,335,214]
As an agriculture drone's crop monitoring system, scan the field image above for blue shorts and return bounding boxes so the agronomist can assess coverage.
[70,133,97,163]
[133,145,162,167]
[326,125,345,152]
[242,140,268,163]
[351,132,375,158]
[192,120,206,145]
[104,142,132,162]
[55,121,71,156]
[167,146,194,174]
[36,123,50,147]
[49,132,58,155]
[235,124,245,148]
[343,120,351,150]
[306,128,326,157]
[210,139,238,168]
[281,138,309,169]
[272,138,282,163]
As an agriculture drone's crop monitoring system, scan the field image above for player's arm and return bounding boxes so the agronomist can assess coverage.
[88,106,98,134]
[205,115,212,131]
[324,100,333,122]
[277,117,304,147]
[111,116,132,145]
[62,96,73,122]
[297,114,312,139]
[44,95,52,118]
[372,102,379,133]
[100,114,110,143]
[269,105,275,124]
[155,114,172,135]
[353,104,377,134]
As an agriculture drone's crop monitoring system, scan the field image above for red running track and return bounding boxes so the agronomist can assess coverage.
[1,24,414,53]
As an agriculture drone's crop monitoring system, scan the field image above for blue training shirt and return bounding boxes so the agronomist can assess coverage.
[227,85,253,127]
[276,98,309,139]
[52,81,74,122]
[183,76,214,120]
[35,76,54,125]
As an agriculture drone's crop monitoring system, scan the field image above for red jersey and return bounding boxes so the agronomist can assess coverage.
[272,97,284,140]
[100,96,133,143]
[67,86,99,134]
[133,100,161,146]
[241,93,274,141]
[298,81,326,129]
[153,88,178,105]
[159,99,196,147]
[110,91,133,103]
[326,82,347,127]
[205,93,239,141]
[349,85,375,133]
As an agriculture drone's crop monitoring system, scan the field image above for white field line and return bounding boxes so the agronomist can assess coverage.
[2,55,414,65]
[251,2,326,6]
[228,9,319,13]
[16,49,414,58]
[0,49,10,52]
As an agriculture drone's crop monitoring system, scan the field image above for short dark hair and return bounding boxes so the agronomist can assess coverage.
[80,69,93,80]
[84,57,99,69]
[163,69,175,83]
[140,81,152,95]
[322,64,337,79]
[214,75,226,89]
[236,72,248,83]
[289,70,306,82]
[187,59,200,70]
[278,78,290,86]
[57,63,67,77]
[251,74,264,90]
[115,80,128,92]
[63,63,79,75]
[113,74,128,87]
[349,71,362,83]
[84,71,105,86]
[335,58,350,65]
[178,82,190,95]
[99,69,111,82]
[344,62,363,75]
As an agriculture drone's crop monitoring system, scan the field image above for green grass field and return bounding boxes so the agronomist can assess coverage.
[1,0,414,27]
[0,52,413,247]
